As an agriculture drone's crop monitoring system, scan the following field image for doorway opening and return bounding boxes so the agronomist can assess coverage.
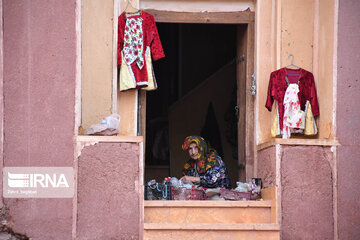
[144,22,249,186]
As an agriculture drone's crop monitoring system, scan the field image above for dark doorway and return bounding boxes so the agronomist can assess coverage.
[144,23,241,185]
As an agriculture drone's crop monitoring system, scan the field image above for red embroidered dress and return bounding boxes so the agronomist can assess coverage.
[118,11,165,89]
[265,68,320,131]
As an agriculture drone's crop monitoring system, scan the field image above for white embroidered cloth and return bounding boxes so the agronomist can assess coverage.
[282,83,305,139]
[123,13,144,69]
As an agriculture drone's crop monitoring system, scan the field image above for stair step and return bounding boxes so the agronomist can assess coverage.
[144,222,280,230]
[145,200,272,224]
[144,223,280,240]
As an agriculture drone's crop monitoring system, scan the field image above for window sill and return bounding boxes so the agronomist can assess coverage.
[77,135,144,143]
[257,138,339,151]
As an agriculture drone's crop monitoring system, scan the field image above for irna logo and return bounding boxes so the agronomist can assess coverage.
[8,172,69,188]
[3,167,74,198]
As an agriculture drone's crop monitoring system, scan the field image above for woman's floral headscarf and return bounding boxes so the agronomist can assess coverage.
[182,135,219,174]
[182,136,207,161]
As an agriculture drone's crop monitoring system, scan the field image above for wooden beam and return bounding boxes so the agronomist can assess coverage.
[245,22,255,182]
[146,9,255,24]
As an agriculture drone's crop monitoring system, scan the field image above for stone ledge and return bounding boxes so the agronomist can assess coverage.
[257,138,340,151]
[77,135,143,143]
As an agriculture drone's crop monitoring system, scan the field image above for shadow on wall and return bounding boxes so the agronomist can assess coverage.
[168,61,238,185]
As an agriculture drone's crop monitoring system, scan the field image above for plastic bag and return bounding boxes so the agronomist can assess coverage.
[106,114,121,129]
[234,182,251,192]
[84,113,121,136]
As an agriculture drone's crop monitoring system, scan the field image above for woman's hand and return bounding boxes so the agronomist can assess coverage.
[180,176,200,184]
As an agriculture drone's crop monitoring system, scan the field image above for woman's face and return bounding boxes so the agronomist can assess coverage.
[188,142,199,160]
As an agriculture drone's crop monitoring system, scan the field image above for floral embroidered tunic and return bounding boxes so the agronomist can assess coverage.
[117,11,165,89]
[182,136,231,189]
[265,68,320,132]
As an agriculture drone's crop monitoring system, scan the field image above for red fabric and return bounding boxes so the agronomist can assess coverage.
[265,68,319,130]
[117,11,165,87]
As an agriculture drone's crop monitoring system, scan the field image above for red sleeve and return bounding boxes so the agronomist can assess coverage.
[148,15,165,61]
[117,14,125,67]
[265,72,275,112]
[308,73,320,116]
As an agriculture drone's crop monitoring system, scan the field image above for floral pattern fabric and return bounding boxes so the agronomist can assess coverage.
[265,68,319,132]
[118,11,165,90]
[182,136,231,189]
[282,83,305,139]
[123,14,144,69]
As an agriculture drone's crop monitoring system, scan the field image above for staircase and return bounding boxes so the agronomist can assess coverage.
[143,187,280,240]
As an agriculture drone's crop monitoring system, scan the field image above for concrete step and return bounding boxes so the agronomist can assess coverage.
[144,200,272,224]
[143,222,280,240]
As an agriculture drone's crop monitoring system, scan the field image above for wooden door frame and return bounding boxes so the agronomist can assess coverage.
[144,9,255,181]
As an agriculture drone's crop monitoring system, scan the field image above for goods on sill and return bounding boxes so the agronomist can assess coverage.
[144,179,172,200]
[220,178,262,201]
[171,185,206,200]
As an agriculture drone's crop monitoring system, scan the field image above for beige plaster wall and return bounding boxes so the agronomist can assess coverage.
[256,0,336,144]
[81,0,138,136]
[81,0,114,131]
[317,0,335,139]
[81,0,336,141]
[255,0,277,144]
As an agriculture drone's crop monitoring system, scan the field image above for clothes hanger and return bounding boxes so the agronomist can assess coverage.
[285,54,300,76]
[124,0,140,13]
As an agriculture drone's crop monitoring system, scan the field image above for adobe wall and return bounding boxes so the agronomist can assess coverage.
[258,145,334,239]
[2,0,76,239]
[77,142,140,239]
[280,146,333,240]
[257,146,276,188]
[337,0,360,239]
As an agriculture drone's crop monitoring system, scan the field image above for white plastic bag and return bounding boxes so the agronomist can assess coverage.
[84,113,121,136]
[106,113,121,130]
[234,182,251,192]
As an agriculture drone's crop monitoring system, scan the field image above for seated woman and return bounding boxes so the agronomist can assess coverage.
[180,135,231,189]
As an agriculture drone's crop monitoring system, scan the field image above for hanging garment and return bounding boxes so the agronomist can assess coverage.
[304,101,318,135]
[119,47,158,91]
[271,100,318,137]
[282,83,305,139]
[118,11,164,91]
[265,68,319,137]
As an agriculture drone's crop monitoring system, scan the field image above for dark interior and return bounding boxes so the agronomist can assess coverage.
[145,23,239,185]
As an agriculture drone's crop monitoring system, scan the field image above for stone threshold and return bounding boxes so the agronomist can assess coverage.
[144,222,280,231]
